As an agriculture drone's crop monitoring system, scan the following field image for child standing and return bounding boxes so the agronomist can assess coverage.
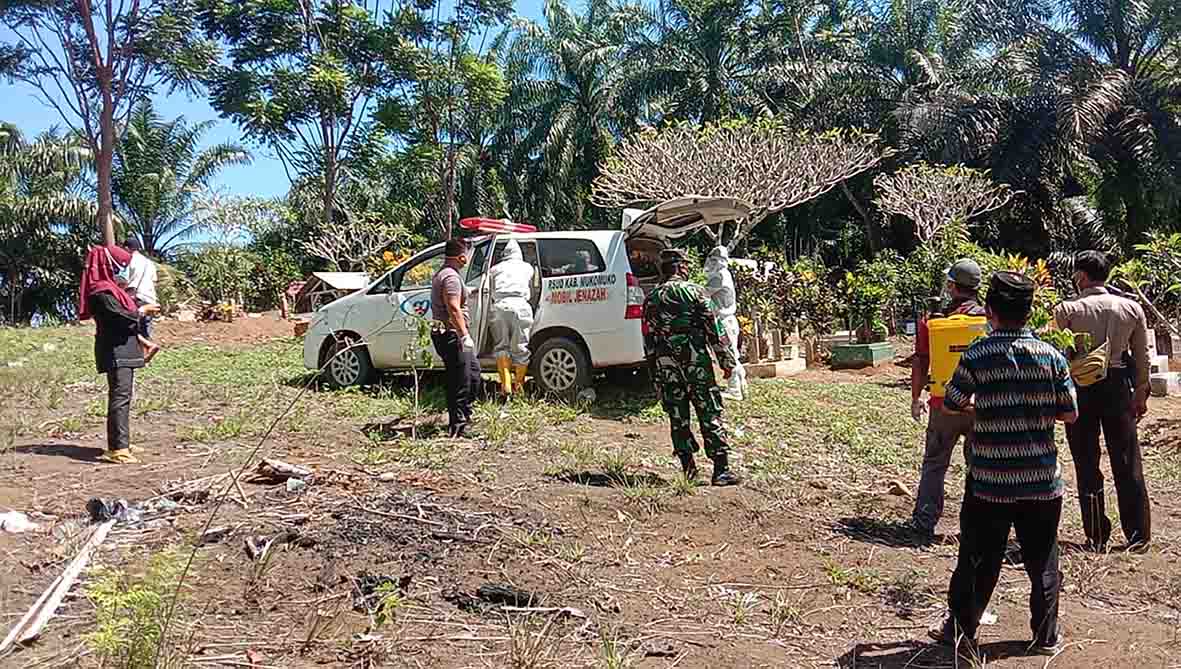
[931,271,1078,656]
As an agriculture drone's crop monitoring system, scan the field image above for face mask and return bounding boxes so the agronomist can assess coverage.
[104,248,131,286]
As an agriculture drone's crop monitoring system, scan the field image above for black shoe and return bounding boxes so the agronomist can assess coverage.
[1031,628,1064,656]
[677,452,698,479]
[928,618,978,657]
[710,454,741,486]
[906,519,936,545]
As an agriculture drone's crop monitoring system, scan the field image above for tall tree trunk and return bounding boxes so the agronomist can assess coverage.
[841,181,878,252]
[98,81,117,247]
[322,119,336,231]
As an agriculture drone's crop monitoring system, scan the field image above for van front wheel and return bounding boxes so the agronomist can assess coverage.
[531,337,590,396]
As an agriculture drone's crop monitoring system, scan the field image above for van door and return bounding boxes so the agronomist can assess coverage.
[623,196,754,241]
[381,248,447,367]
[464,237,498,361]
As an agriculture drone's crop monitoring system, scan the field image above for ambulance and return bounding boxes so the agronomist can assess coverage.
[302,196,752,394]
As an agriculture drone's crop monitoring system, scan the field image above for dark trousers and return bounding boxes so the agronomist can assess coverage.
[431,331,480,436]
[1065,372,1151,546]
[948,491,1061,645]
[106,367,134,452]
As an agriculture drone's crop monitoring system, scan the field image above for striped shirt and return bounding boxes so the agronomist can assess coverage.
[944,329,1077,503]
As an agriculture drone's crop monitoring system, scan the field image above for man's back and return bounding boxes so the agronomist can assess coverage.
[1055,287,1149,386]
[944,330,1076,503]
[127,251,158,305]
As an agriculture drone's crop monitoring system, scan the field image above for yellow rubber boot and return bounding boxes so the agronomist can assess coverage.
[513,364,528,392]
[497,356,513,395]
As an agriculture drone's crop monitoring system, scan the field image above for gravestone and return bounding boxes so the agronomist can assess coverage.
[831,342,896,369]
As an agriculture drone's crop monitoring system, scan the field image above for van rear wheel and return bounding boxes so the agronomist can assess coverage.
[531,337,591,396]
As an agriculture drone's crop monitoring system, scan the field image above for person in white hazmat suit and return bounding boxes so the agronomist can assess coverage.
[489,239,535,395]
[704,247,747,400]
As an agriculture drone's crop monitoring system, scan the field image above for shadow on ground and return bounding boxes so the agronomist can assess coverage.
[15,442,105,463]
[554,471,666,487]
[832,516,931,549]
[837,639,1033,668]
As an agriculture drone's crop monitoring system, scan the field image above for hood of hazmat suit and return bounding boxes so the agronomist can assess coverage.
[490,239,534,302]
[704,246,737,318]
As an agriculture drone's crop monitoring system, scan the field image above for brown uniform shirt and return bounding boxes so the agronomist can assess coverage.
[1053,287,1150,390]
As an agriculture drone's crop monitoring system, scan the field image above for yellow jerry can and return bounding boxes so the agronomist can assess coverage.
[927,315,988,398]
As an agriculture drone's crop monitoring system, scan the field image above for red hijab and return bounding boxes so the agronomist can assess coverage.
[79,245,138,320]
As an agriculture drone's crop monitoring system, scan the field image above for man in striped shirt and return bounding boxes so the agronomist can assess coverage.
[930,271,1078,656]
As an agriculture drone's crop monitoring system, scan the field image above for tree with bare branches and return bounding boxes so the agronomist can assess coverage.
[873,163,1018,243]
[591,119,894,249]
[0,0,216,246]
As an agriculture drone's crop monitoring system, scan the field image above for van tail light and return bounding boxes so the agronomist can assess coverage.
[625,272,644,320]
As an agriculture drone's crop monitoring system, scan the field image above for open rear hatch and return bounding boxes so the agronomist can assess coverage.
[622,196,753,241]
[623,196,753,291]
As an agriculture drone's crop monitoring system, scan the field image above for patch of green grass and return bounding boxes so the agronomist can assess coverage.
[555,542,588,564]
[725,590,760,626]
[352,438,451,470]
[599,447,635,483]
[728,379,921,478]
[53,415,86,435]
[667,473,698,497]
[0,327,93,381]
[823,560,880,595]
[180,413,250,443]
[472,394,581,446]
[619,480,668,516]
[145,341,304,387]
[768,591,803,636]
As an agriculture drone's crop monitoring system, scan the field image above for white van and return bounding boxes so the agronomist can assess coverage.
[302,196,751,394]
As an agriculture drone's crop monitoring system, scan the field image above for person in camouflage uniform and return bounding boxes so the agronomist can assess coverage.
[643,249,741,486]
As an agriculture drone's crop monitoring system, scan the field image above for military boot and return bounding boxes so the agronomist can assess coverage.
[677,452,698,479]
[710,453,741,486]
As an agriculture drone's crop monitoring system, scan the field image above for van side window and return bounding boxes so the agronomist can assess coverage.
[396,252,445,292]
[492,240,539,266]
[539,239,605,278]
[368,270,396,295]
[466,240,493,284]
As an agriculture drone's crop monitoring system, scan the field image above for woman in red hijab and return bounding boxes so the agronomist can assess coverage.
[79,245,159,464]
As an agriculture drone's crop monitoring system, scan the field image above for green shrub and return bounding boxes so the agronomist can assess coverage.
[86,548,188,669]
[840,268,895,342]
[154,263,198,314]
[176,245,257,305]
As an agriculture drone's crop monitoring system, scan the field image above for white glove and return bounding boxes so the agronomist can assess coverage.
[911,398,928,423]
[461,334,475,351]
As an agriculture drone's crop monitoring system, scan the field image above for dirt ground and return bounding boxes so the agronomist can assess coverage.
[1,317,1180,669]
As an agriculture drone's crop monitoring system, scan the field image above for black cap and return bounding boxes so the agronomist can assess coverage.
[947,258,982,289]
[988,271,1035,304]
[123,237,142,252]
[445,238,468,257]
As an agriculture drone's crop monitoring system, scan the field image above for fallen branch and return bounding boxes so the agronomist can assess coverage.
[0,519,116,652]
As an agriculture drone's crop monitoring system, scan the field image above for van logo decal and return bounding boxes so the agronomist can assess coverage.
[400,296,431,317]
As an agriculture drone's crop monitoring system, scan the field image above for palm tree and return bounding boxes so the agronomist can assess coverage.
[0,124,98,323]
[616,0,762,125]
[1050,0,1181,248]
[493,0,636,227]
[112,100,252,255]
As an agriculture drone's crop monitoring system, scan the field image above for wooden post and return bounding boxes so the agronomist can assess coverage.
[752,318,763,362]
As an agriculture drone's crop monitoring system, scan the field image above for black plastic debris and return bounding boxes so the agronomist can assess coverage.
[86,498,141,524]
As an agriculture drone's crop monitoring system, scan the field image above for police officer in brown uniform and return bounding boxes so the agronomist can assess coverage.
[1054,251,1152,551]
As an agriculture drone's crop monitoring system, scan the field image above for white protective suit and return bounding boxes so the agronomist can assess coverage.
[704,246,747,399]
[489,239,535,367]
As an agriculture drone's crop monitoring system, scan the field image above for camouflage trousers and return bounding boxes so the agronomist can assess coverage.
[653,356,729,459]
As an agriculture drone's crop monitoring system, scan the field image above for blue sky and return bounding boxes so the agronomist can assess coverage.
[0,0,546,199]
